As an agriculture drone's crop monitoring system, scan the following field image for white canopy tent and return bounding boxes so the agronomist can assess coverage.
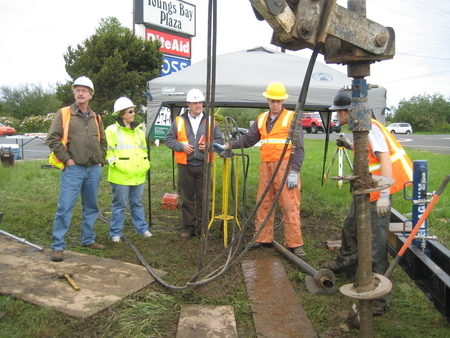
[146,46,387,128]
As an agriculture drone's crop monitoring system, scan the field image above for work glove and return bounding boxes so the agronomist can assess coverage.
[376,190,391,217]
[336,136,352,150]
[286,171,298,189]
[213,143,226,152]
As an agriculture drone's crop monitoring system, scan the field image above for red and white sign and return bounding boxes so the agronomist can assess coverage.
[146,28,191,58]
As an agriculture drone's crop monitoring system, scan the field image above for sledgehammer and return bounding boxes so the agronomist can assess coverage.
[58,273,81,291]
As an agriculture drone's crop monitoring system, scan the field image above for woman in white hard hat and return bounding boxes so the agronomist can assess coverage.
[105,97,152,242]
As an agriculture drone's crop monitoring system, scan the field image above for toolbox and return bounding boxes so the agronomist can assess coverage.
[162,193,179,210]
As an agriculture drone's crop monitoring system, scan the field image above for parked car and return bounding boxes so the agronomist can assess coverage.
[302,112,340,133]
[330,119,341,133]
[0,123,16,135]
[226,127,248,139]
[386,122,412,134]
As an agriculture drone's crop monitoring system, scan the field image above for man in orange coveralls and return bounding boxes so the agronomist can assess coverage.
[215,82,305,258]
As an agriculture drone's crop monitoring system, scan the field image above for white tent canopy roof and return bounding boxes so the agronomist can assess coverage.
[146,47,387,126]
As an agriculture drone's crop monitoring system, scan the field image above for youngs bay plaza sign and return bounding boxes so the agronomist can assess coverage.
[135,0,196,138]
[135,0,196,37]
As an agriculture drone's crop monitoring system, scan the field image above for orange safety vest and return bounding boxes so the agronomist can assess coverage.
[173,116,189,165]
[173,116,216,165]
[368,119,413,201]
[257,109,294,162]
[48,106,101,169]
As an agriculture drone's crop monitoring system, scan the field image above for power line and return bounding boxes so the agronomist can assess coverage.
[369,0,450,30]
[382,69,450,84]
[397,52,450,60]
[400,0,450,18]
[408,0,450,16]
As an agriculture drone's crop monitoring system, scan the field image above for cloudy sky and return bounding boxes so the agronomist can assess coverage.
[0,0,449,108]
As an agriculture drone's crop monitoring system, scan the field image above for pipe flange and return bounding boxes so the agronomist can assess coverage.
[351,175,395,195]
[340,273,392,300]
[305,268,337,295]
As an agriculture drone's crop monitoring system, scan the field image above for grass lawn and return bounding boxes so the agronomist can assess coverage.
[0,138,449,337]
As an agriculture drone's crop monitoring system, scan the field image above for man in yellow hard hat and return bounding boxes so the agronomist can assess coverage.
[215,82,305,257]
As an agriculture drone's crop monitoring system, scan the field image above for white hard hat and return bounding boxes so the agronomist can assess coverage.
[113,97,136,115]
[72,76,94,93]
[186,88,205,103]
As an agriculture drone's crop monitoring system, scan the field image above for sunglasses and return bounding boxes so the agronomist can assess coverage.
[126,110,135,114]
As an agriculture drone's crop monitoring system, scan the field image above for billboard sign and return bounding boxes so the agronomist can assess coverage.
[135,0,196,37]
[161,55,191,77]
[146,28,191,58]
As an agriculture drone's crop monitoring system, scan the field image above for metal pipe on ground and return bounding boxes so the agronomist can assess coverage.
[272,240,337,294]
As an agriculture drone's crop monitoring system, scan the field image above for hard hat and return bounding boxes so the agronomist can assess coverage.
[72,76,94,93]
[113,97,136,115]
[186,88,205,102]
[263,82,289,100]
[329,89,352,110]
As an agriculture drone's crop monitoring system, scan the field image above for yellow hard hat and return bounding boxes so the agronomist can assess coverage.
[263,82,289,100]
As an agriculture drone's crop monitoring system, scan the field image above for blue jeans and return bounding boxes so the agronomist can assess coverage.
[51,164,102,251]
[109,183,148,237]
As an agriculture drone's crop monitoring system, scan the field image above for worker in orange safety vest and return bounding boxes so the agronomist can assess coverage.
[215,82,306,258]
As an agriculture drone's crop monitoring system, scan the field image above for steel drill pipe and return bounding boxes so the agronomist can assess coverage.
[272,240,336,294]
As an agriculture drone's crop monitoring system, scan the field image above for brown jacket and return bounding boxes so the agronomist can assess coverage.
[46,103,107,166]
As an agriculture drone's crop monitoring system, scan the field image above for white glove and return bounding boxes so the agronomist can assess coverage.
[336,136,352,150]
[376,191,391,217]
[287,171,298,189]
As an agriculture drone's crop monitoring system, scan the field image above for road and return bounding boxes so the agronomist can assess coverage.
[303,133,450,155]
[0,135,50,160]
[1,133,449,161]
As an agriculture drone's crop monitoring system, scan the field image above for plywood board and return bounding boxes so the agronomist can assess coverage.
[0,234,166,318]
[176,304,238,338]
[242,259,316,338]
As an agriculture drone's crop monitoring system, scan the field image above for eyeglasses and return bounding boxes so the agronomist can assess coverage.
[127,110,135,114]
[73,88,90,94]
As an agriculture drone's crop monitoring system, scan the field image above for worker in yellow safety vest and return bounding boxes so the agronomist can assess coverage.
[105,97,152,243]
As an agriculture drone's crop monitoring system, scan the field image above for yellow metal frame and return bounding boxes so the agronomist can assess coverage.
[208,155,242,246]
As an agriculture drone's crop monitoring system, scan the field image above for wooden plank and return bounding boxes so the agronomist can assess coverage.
[389,222,412,233]
[176,304,238,338]
[326,240,341,251]
[242,259,317,338]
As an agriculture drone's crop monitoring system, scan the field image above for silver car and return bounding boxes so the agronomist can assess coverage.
[386,123,412,134]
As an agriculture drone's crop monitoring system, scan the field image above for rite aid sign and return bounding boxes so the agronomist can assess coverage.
[135,0,196,37]
[146,28,191,58]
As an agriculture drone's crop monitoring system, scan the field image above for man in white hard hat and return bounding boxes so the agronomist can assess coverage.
[105,97,152,243]
[46,76,107,262]
[214,82,306,258]
[165,89,223,239]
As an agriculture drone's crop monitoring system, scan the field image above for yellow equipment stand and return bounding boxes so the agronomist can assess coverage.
[208,155,242,247]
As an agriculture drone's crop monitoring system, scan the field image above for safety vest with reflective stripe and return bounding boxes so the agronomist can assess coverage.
[173,116,216,165]
[174,116,190,165]
[368,119,413,201]
[257,109,294,162]
[48,106,101,169]
[105,123,150,186]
